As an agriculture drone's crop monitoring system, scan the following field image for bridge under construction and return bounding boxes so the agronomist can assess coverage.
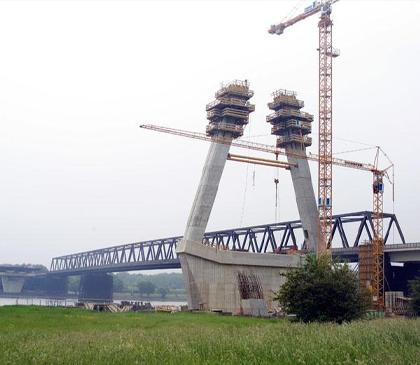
[40,80,418,314]
[3,1,415,315]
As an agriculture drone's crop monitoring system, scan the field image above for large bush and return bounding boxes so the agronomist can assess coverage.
[409,276,420,315]
[275,254,370,323]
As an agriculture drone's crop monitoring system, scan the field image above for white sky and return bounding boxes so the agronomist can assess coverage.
[0,0,419,268]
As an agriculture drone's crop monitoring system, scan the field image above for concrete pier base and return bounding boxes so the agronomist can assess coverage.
[1,275,25,294]
[178,240,301,314]
[78,273,113,302]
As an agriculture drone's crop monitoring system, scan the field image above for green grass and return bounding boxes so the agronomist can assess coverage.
[0,306,419,365]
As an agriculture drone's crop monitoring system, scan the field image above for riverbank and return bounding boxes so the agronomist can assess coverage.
[0,306,419,364]
[0,297,186,308]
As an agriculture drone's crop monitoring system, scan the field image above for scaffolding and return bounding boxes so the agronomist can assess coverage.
[206,80,255,138]
[267,89,313,150]
[358,243,374,294]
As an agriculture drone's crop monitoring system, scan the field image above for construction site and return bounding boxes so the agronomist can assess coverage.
[1,0,413,318]
[1,1,420,364]
[125,0,417,316]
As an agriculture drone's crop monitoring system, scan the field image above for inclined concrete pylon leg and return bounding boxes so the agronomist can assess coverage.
[177,137,237,311]
[177,80,258,311]
[286,148,319,252]
[182,139,231,244]
[267,89,319,253]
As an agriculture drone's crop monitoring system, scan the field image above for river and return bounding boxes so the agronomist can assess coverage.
[0,297,186,307]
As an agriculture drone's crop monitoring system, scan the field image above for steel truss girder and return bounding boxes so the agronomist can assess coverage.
[49,211,405,274]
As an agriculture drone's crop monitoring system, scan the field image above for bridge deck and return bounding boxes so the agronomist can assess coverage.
[49,211,408,275]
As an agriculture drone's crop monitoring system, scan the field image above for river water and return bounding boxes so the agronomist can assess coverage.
[0,297,186,307]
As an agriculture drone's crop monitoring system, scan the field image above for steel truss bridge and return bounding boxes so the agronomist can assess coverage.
[50,211,406,275]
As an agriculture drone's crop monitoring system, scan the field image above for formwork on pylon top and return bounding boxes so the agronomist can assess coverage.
[266,89,313,150]
[205,80,255,139]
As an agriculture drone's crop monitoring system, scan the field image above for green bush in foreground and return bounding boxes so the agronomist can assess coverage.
[409,276,420,315]
[275,254,370,323]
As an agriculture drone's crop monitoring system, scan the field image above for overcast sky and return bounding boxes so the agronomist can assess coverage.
[0,0,419,268]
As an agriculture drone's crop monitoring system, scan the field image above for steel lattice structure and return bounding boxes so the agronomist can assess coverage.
[318,11,335,254]
[372,172,385,308]
[50,211,405,274]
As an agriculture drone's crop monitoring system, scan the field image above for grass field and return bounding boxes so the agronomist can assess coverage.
[1,306,419,365]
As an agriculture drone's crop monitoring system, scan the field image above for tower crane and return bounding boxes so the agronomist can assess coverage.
[140,123,391,309]
[269,0,340,254]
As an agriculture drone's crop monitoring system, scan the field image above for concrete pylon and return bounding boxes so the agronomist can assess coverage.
[267,89,319,252]
[177,81,302,313]
[180,80,255,250]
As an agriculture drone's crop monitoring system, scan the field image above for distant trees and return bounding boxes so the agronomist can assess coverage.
[409,277,420,315]
[137,281,156,297]
[68,276,80,293]
[275,255,370,323]
[110,273,185,299]
[157,287,169,299]
[113,276,125,293]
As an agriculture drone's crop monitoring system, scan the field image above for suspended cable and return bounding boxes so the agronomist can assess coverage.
[242,133,271,139]
[312,132,377,148]
[332,146,377,156]
[274,153,280,222]
[239,124,252,227]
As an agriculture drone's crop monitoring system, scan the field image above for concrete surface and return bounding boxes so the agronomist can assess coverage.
[286,147,319,252]
[1,275,25,294]
[241,298,269,317]
[183,140,231,244]
[178,240,301,313]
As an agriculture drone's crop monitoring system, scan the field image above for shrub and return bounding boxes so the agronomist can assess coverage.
[275,254,370,323]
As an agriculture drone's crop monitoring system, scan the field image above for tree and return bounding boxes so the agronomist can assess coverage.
[137,281,155,297]
[157,287,169,299]
[274,254,370,323]
[68,276,80,293]
[409,276,420,315]
[113,276,125,293]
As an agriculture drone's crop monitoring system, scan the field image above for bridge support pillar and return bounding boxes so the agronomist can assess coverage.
[385,255,420,295]
[1,275,25,294]
[78,273,113,302]
[178,241,301,313]
[44,275,68,297]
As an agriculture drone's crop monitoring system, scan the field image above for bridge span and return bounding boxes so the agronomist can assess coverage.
[50,211,407,275]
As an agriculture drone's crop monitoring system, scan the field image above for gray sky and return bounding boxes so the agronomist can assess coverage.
[0,0,419,268]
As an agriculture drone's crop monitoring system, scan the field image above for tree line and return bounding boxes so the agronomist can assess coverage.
[68,272,186,300]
